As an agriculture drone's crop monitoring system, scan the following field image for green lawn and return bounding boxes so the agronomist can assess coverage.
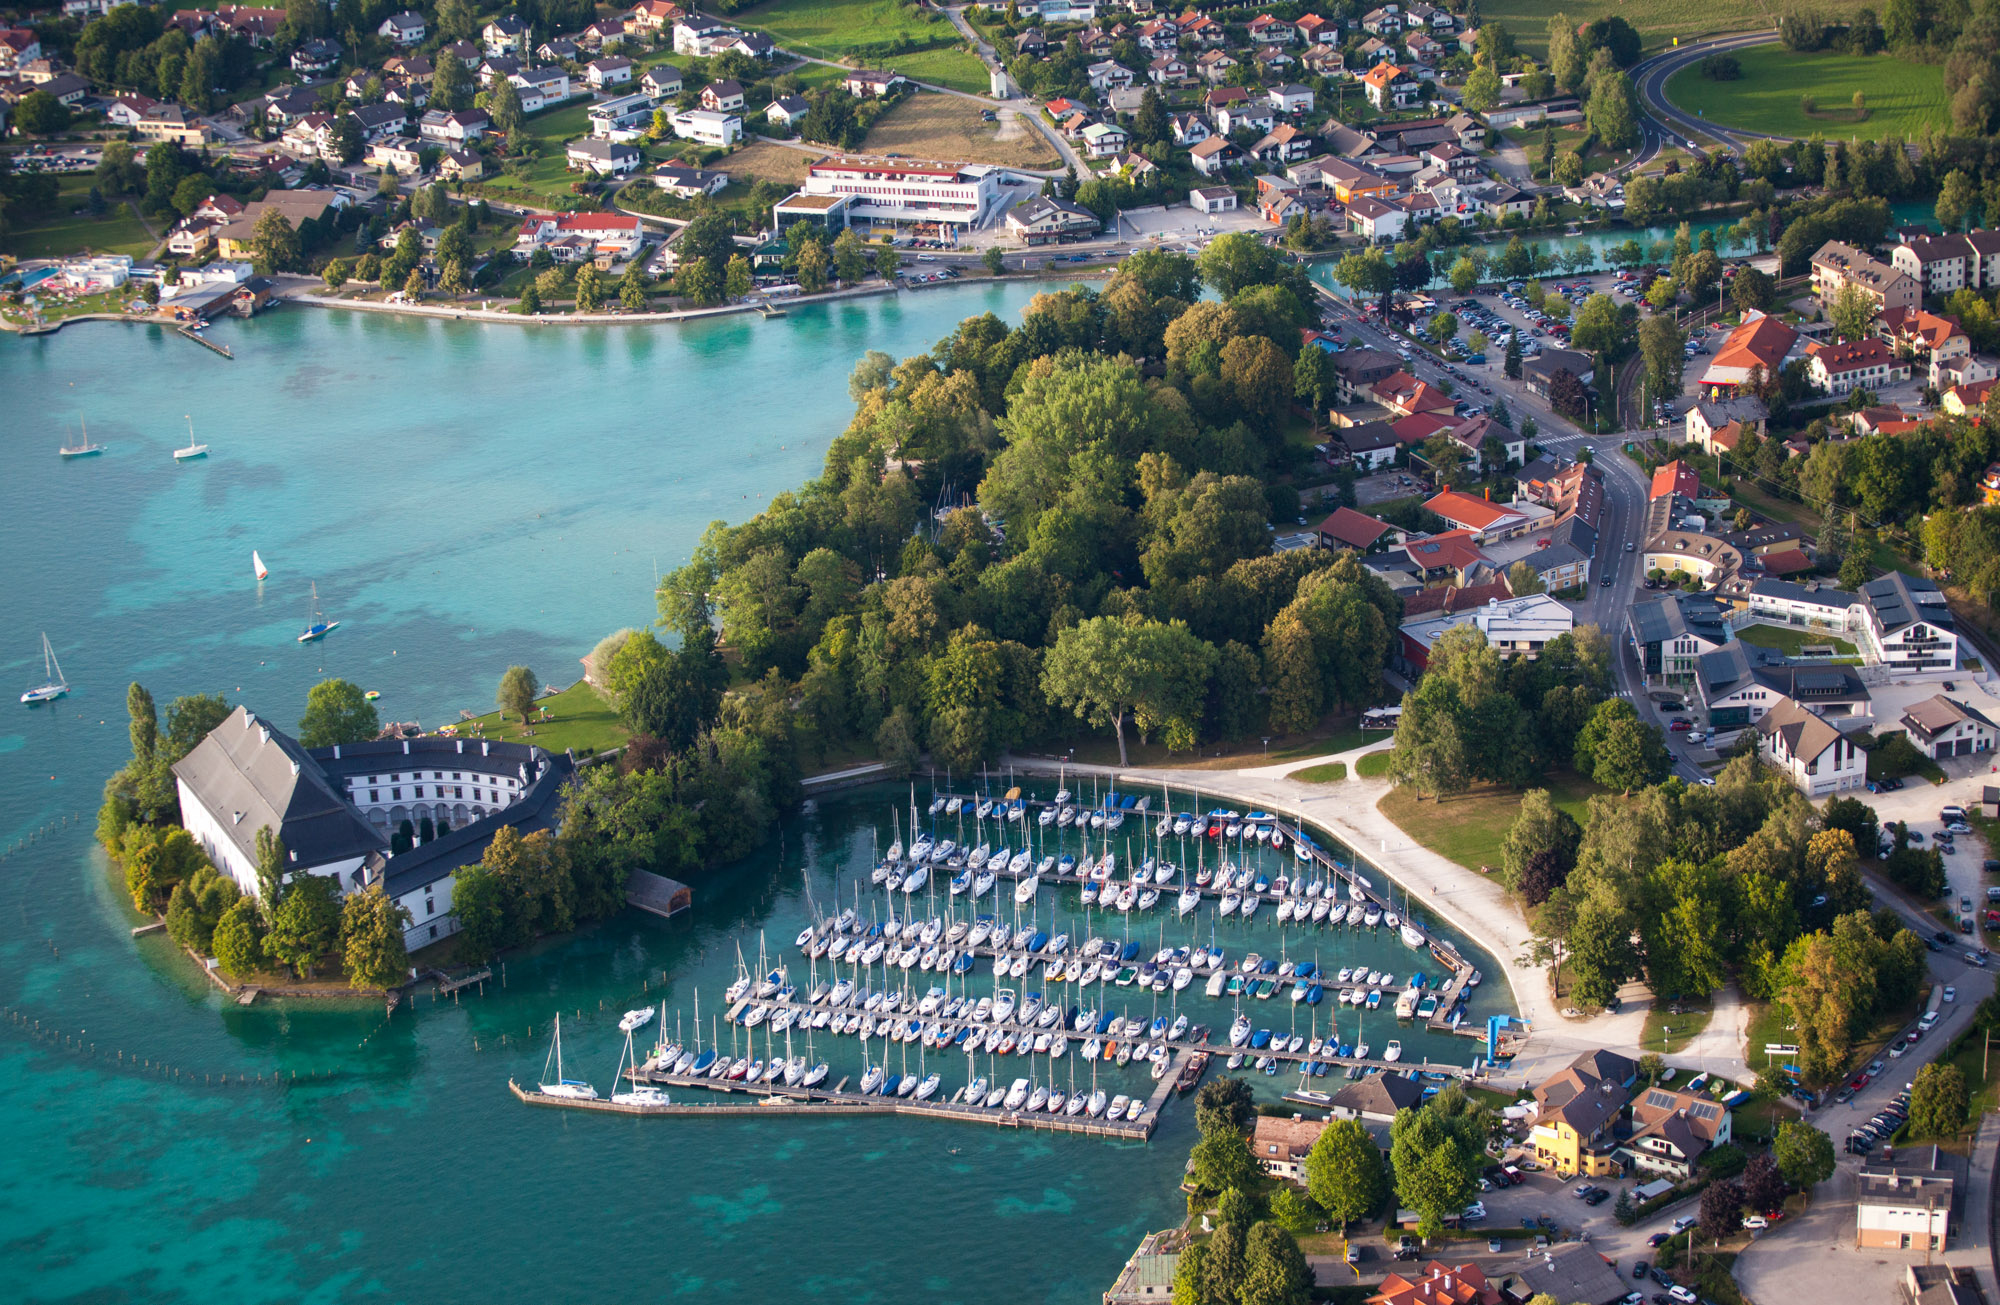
[445,680,629,756]
[1731,623,1858,658]
[1355,751,1396,779]
[469,101,599,208]
[1665,45,1947,141]
[1378,770,1608,872]
[880,45,991,94]
[740,0,972,62]
[1292,762,1349,783]
[2,175,157,260]
[1643,999,1714,1055]
[1482,0,1883,55]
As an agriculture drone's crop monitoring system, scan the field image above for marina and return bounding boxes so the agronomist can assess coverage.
[3,287,1508,1304]
[504,779,1517,1140]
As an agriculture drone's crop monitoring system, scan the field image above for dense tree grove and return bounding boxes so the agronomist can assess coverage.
[1505,753,1914,1028]
[653,245,1398,777]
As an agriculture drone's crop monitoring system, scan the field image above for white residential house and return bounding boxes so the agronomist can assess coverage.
[378,10,425,45]
[586,56,634,89]
[767,94,811,128]
[1216,103,1275,135]
[1858,573,1960,674]
[1758,700,1868,797]
[1269,83,1314,114]
[482,15,528,55]
[418,108,489,144]
[1086,60,1134,91]
[641,65,684,99]
[1080,121,1129,158]
[1899,695,1996,760]
[566,137,641,175]
[670,109,742,147]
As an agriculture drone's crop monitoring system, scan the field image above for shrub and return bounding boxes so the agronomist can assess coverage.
[1700,53,1741,80]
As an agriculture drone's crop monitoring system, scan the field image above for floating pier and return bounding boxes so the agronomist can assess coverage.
[510,1058,1171,1139]
[881,796,1491,1038]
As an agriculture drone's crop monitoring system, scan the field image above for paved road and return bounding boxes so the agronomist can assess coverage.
[1313,284,1710,780]
[1630,32,1791,155]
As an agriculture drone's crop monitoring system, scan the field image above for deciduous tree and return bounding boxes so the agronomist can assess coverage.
[1303,1117,1385,1230]
[498,665,540,725]
[340,885,412,988]
[298,678,379,748]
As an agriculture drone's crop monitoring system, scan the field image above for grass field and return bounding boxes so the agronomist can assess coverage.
[861,97,1059,167]
[1480,0,1880,55]
[1732,623,1859,658]
[1378,771,1607,872]
[1665,45,1947,140]
[1292,762,1349,783]
[445,681,629,756]
[726,139,827,187]
[471,101,599,208]
[2,175,157,260]
[1643,1000,1714,1055]
[737,0,989,91]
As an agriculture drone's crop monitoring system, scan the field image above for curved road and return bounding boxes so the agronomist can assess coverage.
[1631,31,1793,154]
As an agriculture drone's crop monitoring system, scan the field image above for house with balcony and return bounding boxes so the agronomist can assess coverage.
[1529,1049,1637,1178]
[1858,572,1958,674]
[1759,699,1867,797]
[1898,694,1996,759]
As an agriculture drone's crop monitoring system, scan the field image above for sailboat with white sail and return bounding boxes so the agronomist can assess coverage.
[20,633,67,704]
[252,550,269,581]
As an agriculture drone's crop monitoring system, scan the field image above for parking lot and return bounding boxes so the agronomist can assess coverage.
[1353,468,1428,508]
[1113,202,1267,247]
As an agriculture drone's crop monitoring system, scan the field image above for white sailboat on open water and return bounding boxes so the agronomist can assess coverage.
[21,633,68,704]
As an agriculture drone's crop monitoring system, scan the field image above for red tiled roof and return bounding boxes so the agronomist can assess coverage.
[1951,378,2000,408]
[1400,577,1511,616]
[1807,337,1896,374]
[1712,312,1797,372]
[1423,489,1522,531]
[1759,549,1815,576]
[1318,506,1392,549]
[1393,410,1456,444]
[1649,459,1700,502]
[1368,1260,1504,1305]
[1403,529,1489,573]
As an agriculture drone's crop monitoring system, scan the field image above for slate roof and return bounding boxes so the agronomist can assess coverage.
[171,707,388,874]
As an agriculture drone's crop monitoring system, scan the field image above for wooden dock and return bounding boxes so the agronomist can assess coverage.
[511,1072,1159,1139]
[891,797,1486,1034]
[177,326,233,358]
[719,992,1472,1080]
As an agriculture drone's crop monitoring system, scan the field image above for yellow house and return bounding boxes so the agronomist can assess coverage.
[1529,1049,1636,1178]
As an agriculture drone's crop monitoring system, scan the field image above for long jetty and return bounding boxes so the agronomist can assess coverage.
[721,992,1471,1080]
[510,1049,1181,1139]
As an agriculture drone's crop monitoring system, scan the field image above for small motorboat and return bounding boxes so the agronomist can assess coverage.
[618,1007,655,1033]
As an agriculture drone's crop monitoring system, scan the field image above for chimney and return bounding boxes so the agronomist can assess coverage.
[333,745,341,759]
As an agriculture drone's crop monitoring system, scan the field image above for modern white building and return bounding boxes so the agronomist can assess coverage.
[1744,578,1857,632]
[1858,573,1959,674]
[670,108,742,147]
[171,707,574,952]
[776,155,1006,232]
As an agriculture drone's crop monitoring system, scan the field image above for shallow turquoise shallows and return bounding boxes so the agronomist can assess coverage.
[0,287,1510,1303]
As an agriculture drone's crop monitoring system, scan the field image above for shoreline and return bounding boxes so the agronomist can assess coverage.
[1,267,1119,339]
[991,749,1606,1087]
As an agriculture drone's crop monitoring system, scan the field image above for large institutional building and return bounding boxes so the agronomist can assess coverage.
[172,707,573,951]
[773,155,1007,234]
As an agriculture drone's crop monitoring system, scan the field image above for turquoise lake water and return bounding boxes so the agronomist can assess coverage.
[0,288,1510,1302]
